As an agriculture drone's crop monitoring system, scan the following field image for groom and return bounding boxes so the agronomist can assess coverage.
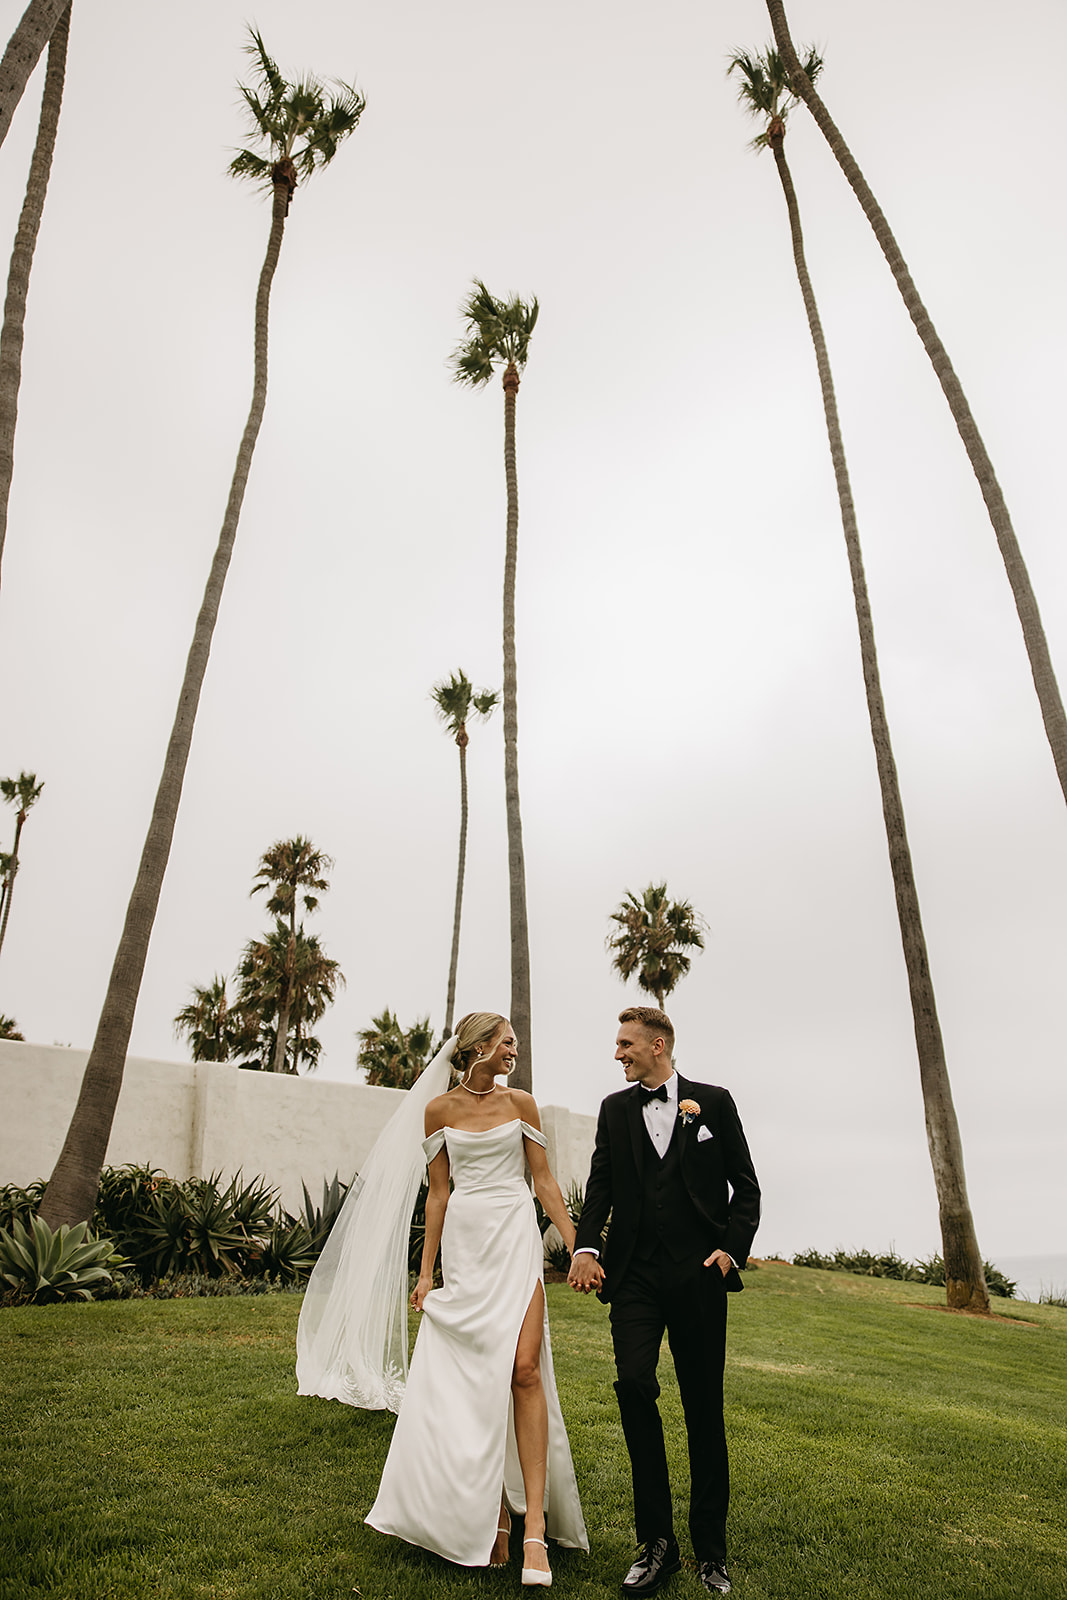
[568,1007,760,1596]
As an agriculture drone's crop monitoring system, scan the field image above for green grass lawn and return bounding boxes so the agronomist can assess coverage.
[2,1264,1066,1599]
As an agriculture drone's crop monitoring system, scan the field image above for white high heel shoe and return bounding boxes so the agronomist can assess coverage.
[521,1536,552,1588]
[490,1509,511,1566]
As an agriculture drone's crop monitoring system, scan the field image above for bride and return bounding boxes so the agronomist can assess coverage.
[296,1012,588,1584]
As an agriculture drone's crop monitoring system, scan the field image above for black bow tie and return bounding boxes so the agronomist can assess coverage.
[638,1084,669,1105]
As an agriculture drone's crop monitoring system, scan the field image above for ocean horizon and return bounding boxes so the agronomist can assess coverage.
[996,1253,1067,1303]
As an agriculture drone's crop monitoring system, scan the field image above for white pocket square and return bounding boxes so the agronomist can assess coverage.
[697,1125,713,1143]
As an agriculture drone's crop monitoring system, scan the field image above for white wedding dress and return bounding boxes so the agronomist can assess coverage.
[366,1118,589,1566]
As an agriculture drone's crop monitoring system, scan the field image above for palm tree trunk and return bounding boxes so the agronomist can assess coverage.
[771,134,989,1314]
[39,177,292,1228]
[501,360,533,1092]
[766,0,1067,809]
[0,0,68,587]
[0,0,68,152]
[0,807,26,963]
[444,734,469,1036]
[272,903,303,1074]
[269,907,296,1073]
[271,992,293,1073]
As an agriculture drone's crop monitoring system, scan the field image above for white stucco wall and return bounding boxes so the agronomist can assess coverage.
[0,1040,596,1211]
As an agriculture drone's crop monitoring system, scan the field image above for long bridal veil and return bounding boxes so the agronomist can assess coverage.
[296,1035,457,1411]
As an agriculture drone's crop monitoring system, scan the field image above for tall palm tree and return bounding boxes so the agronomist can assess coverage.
[431,669,499,1035]
[39,36,364,1228]
[451,282,539,1091]
[0,0,68,590]
[357,1009,440,1089]
[765,0,1067,808]
[0,769,43,964]
[249,835,333,1072]
[607,882,705,1011]
[730,45,990,1315]
[0,0,68,153]
[173,976,250,1064]
[235,922,343,1075]
[0,852,12,931]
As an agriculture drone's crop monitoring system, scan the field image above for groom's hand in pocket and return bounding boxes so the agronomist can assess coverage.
[704,1249,733,1278]
[568,1251,604,1294]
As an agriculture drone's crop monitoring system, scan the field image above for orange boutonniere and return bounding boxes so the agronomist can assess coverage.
[678,1099,700,1126]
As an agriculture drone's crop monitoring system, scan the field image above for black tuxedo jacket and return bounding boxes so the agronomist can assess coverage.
[573,1074,761,1303]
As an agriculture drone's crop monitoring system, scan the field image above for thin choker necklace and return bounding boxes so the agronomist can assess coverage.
[459,1075,497,1096]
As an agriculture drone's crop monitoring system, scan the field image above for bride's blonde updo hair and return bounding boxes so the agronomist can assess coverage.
[451,1012,508,1077]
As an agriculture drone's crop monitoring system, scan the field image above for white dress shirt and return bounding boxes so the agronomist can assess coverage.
[641,1070,677,1158]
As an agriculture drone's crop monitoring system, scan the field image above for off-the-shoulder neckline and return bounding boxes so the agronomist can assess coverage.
[429,1118,538,1136]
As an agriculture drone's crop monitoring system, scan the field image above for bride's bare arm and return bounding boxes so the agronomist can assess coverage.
[411,1143,450,1311]
[516,1094,577,1256]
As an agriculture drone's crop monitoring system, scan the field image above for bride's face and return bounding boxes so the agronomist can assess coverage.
[481,1024,518,1075]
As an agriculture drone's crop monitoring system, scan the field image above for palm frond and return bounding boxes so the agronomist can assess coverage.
[230,29,364,194]
[450,280,539,383]
[432,669,474,730]
[228,148,274,184]
[728,41,823,147]
[244,29,286,108]
[472,689,500,718]
[450,343,495,388]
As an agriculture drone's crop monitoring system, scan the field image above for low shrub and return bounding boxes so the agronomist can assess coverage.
[0,1215,126,1305]
[254,1217,318,1283]
[97,1271,303,1300]
[793,1246,1016,1298]
[0,1181,46,1232]
[792,1247,922,1281]
[2,1164,355,1303]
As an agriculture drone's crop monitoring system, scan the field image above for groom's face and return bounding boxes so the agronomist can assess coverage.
[615,1022,666,1085]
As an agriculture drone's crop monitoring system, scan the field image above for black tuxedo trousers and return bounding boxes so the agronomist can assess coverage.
[611,1254,729,1561]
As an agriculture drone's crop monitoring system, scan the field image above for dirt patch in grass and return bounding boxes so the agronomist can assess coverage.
[900,1301,1039,1327]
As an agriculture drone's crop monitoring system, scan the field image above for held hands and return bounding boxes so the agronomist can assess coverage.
[567,1252,605,1294]
[704,1248,733,1278]
[410,1274,433,1311]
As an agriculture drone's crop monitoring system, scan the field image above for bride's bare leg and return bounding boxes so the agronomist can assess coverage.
[490,1493,511,1565]
[512,1282,550,1575]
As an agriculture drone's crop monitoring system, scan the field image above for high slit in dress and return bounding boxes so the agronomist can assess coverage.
[365,1118,588,1565]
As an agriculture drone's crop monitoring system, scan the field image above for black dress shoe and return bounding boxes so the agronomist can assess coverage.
[621,1537,681,1596]
[696,1558,731,1593]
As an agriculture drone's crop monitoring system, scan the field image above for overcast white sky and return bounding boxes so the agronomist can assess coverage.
[1,0,1064,1263]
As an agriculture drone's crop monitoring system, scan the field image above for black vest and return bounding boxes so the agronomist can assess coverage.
[634,1118,707,1263]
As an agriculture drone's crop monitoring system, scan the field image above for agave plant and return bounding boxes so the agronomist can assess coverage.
[92,1164,170,1242]
[177,1175,261,1278]
[0,1215,126,1303]
[407,1180,429,1276]
[130,1183,190,1282]
[0,1179,44,1232]
[222,1172,278,1236]
[297,1173,349,1254]
[256,1216,317,1283]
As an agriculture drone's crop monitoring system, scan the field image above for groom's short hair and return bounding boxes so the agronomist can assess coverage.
[619,1005,674,1052]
